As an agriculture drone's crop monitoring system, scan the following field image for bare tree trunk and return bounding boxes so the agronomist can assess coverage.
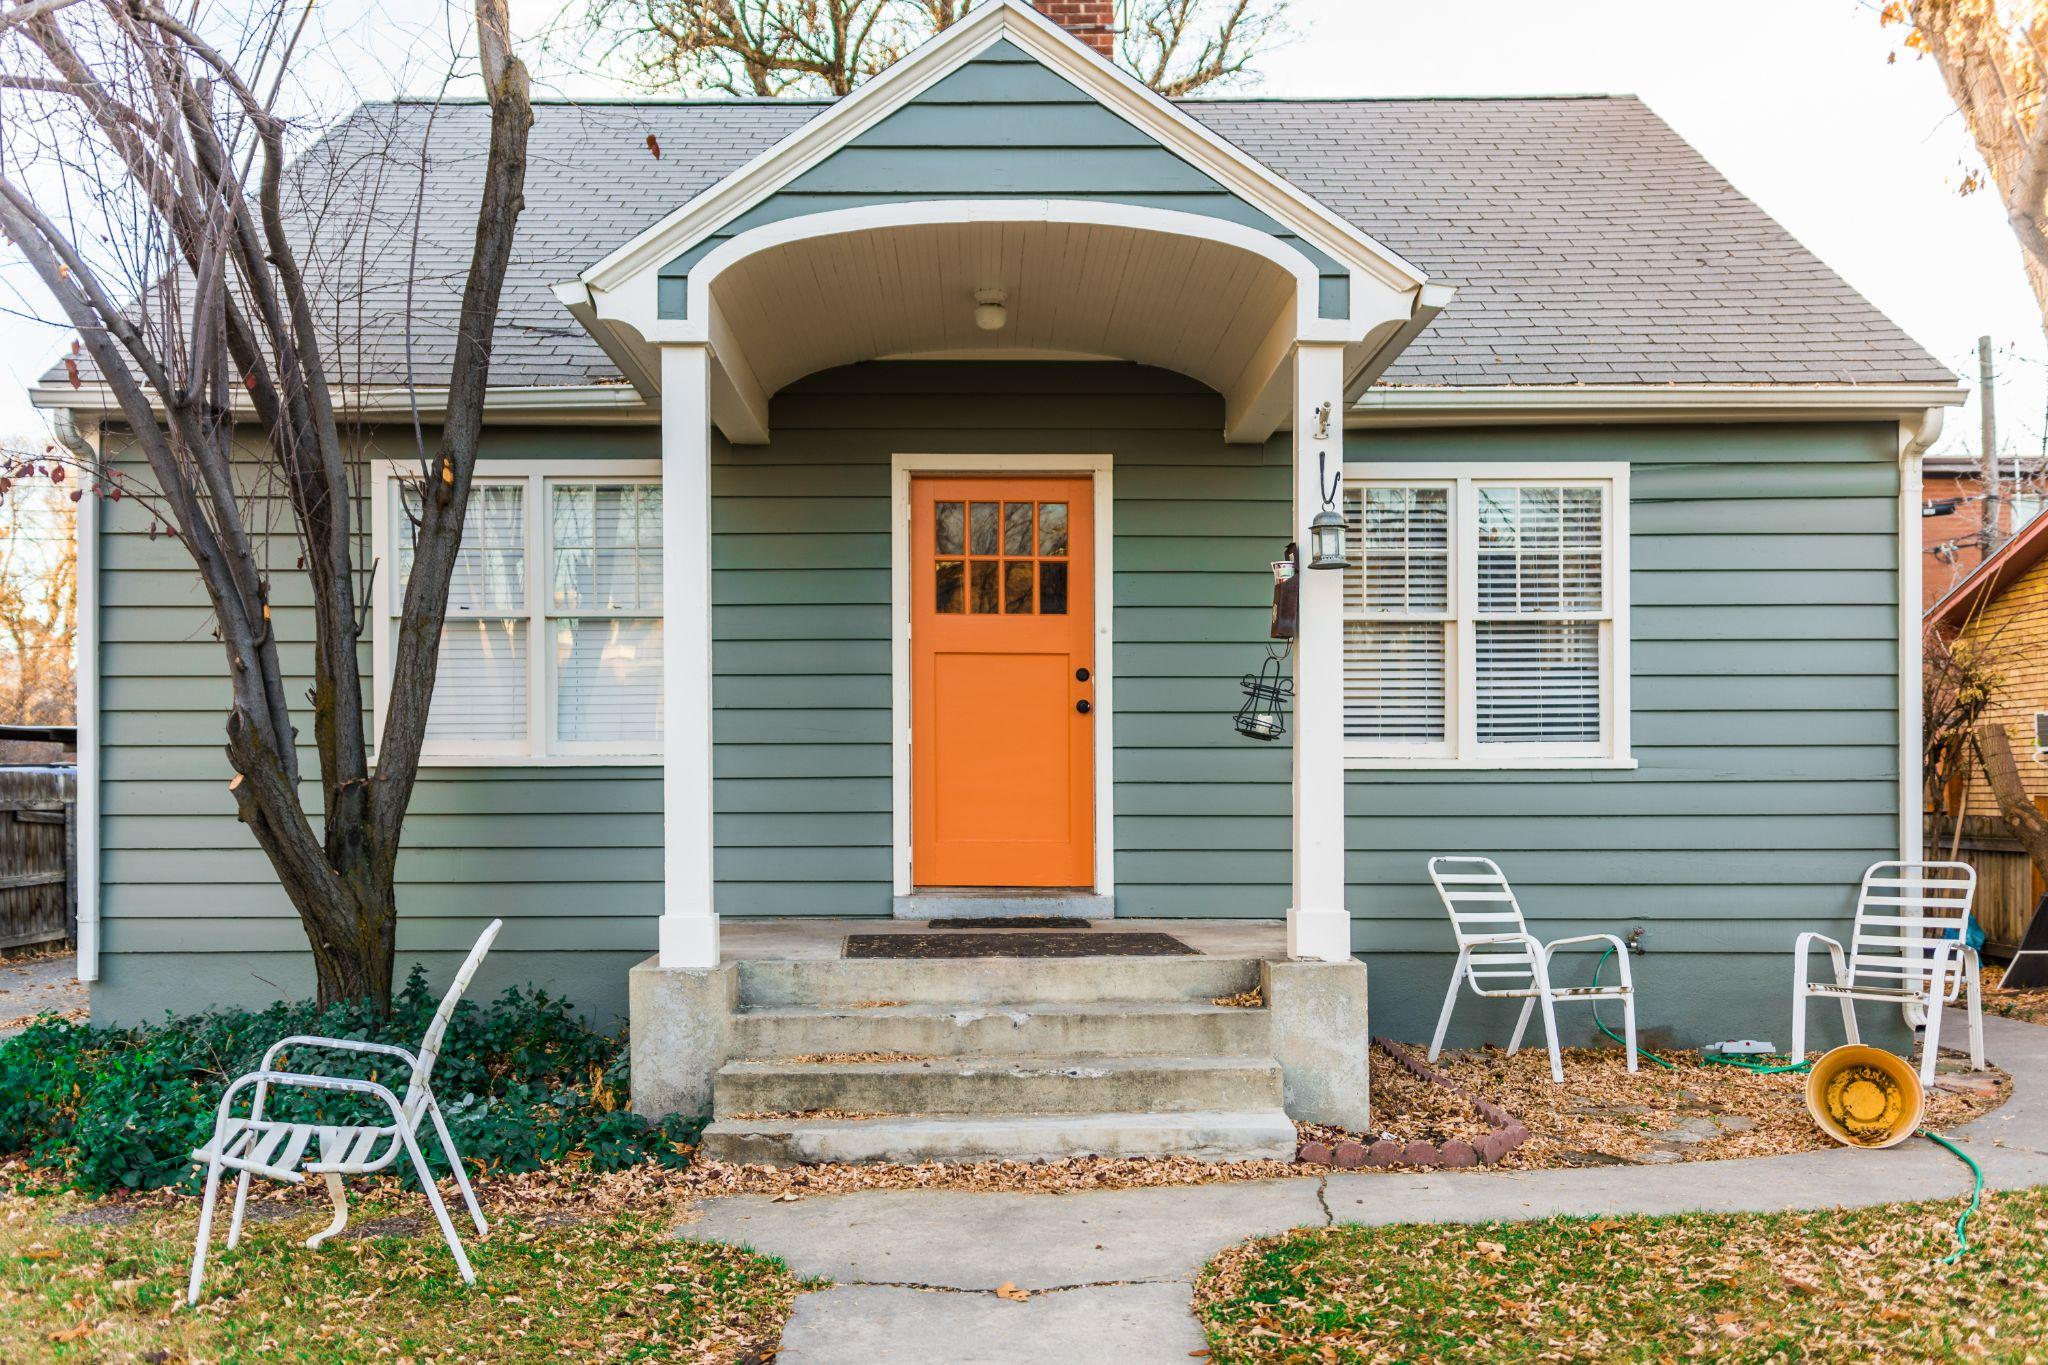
[1906,2,2048,334]
[1976,721,2048,878]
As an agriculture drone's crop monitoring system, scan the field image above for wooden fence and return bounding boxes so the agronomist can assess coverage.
[0,766,75,951]
[1928,814,2043,960]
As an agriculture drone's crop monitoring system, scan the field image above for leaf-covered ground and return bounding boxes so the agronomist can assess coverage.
[0,1175,812,1362]
[1195,1185,2048,1362]
[1983,968,2048,1026]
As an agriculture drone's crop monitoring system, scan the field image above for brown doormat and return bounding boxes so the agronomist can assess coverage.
[844,932,1196,959]
[923,916,1091,929]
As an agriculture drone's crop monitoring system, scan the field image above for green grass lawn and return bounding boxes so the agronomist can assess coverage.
[0,1183,813,1362]
[1196,1186,2048,1362]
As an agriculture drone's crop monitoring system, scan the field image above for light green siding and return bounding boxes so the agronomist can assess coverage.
[91,367,1907,1046]
[656,40,1348,321]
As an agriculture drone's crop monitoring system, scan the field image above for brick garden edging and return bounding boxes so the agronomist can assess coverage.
[1296,1036,1533,1169]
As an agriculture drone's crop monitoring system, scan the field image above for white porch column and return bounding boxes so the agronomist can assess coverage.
[659,343,719,969]
[1289,341,1351,962]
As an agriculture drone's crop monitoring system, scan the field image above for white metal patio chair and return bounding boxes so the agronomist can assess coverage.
[1792,861,1984,1086]
[186,919,503,1305]
[1426,856,1638,1083]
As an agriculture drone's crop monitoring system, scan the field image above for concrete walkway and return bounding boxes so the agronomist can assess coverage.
[0,951,84,1038]
[682,1012,2048,1364]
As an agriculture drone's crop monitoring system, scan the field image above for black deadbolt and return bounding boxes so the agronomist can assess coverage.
[1075,667,1091,682]
[1076,699,1092,714]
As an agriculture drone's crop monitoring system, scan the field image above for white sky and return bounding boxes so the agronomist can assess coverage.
[1,0,2039,459]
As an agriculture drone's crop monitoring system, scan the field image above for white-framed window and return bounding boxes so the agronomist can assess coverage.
[1340,463,1631,770]
[370,460,664,765]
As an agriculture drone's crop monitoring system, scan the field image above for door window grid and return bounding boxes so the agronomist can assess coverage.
[932,498,1069,616]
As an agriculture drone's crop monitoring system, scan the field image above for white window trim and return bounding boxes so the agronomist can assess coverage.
[1340,461,1634,771]
[369,458,665,768]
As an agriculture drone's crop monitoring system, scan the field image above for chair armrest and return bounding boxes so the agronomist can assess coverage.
[1794,932,1844,955]
[1459,932,1541,950]
[259,1035,419,1073]
[219,1070,408,1127]
[1538,933,1625,956]
[1794,932,1848,990]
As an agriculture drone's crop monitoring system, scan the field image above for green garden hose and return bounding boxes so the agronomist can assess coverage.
[1588,945,1678,1069]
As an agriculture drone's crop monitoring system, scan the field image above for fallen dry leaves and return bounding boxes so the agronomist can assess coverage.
[1982,966,2048,1024]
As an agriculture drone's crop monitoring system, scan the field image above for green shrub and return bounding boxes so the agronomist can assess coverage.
[0,968,700,1195]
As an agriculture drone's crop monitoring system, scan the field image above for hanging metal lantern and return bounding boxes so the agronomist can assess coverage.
[1306,448,1348,571]
[1307,507,1347,570]
[1234,646,1293,741]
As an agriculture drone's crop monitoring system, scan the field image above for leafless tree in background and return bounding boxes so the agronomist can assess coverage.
[0,0,533,1010]
[0,473,74,727]
[575,0,1284,97]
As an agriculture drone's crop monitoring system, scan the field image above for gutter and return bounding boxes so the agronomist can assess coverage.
[1350,382,1967,426]
[1345,283,1456,396]
[29,380,657,425]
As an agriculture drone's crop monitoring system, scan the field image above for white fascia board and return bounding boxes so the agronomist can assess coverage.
[1349,383,1968,427]
[30,381,657,425]
[577,0,1426,306]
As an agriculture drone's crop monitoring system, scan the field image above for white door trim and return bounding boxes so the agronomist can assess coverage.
[890,453,1115,897]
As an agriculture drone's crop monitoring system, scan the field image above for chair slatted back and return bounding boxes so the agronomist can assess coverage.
[403,919,503,1124]
[1847,862,1975,992]
[1427,856,1535,993]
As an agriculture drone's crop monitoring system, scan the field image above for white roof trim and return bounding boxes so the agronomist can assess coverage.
[29,381,657,424]
[1349,383,1968,426]
[577,0,1426,304]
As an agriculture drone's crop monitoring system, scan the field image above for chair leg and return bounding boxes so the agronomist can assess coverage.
[1537,993,1565,1084]
[1918,983,1946,1089]
[1966,956,1987,1072]
[427,1100,487,1239]
[1428,965,1464,1063]
[400,1127,476,1285]
[1507,998,1536,1055]
[225,1169,253,1250]
[1622,991,1639,1074]
[305,1173,349,1250]
[187,1158,224,1308]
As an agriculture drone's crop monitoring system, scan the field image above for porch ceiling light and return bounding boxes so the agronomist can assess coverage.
[973,288,1009,331]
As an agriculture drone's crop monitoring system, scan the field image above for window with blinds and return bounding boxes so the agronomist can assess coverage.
[1341,471,1625,766]
[381,467,664,762]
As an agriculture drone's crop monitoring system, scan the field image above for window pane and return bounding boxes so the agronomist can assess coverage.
[1343,622,1446,743]
[1004,502,1033,555]
[1476,485,1603,616]
[1040,560,1068,614]
[970,502,999,555]
[425,618,527,743]
[935,560,965,613]
[970,560,999,613]
[1345,487,1448,614]
[1475,621,1600,744]
[555,617,663,744]
[400,483,525,613]
[553,483,661,612]
[1038,503,1068,556]
[1004,560,1035,614]
[935,501,965,554]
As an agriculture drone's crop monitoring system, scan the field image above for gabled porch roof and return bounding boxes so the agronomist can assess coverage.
[551,0,1449,444]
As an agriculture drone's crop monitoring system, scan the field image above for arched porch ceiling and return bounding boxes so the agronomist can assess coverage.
[713,215,1298,406]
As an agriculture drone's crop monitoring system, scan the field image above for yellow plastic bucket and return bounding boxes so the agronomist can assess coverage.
[1805,1044,1925,1149]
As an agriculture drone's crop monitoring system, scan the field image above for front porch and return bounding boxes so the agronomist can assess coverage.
[630,917,1369,1164]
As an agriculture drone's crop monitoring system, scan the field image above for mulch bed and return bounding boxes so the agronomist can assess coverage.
[1297,1039,1530,1169]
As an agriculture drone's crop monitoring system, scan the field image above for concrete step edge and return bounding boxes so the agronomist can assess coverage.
[699,1108,1300,1166]
[717,1054,1283,1077]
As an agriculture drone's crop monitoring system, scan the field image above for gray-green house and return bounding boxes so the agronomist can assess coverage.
[40,1,1959,1086]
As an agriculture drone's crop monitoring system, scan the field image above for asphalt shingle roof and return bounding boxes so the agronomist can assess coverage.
[45,94,1955,393]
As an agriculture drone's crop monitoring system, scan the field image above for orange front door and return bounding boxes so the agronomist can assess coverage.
[911,477,1095,888]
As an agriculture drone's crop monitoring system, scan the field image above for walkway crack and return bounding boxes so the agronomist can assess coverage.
[1316,1174,1333,1227]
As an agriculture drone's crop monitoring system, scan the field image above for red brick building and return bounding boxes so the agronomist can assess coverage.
[1923,455,2048,610]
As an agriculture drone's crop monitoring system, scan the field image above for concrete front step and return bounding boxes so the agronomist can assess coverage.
[712,1054,1285,1119]
[731,1000,1273,1059]
[700,1108,1299,1167]
[736,955,1261,1009]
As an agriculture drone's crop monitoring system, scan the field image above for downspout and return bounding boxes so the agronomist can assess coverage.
[49,408,99,984]
[1900,406,1945,867]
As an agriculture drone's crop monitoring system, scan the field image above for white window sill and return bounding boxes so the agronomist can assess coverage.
[372,752,665,770]
[1344,754,1638,772]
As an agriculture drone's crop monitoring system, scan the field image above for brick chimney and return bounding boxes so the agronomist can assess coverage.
[1033,1,1116,58]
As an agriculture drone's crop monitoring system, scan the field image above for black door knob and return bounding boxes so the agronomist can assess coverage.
[1075,667,1090,682]
[1076,699,1092,715]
